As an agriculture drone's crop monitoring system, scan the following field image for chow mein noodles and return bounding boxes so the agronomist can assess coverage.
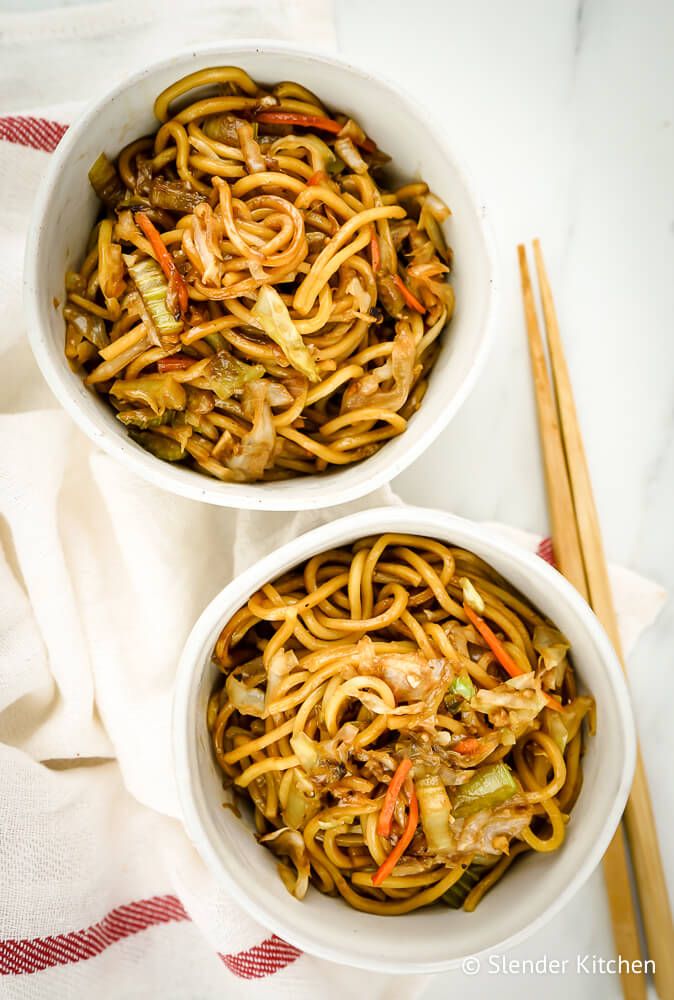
[64,67,454,483]
[208,533,594,914]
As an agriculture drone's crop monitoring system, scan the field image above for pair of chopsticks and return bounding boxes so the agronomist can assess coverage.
[518,241,674,1000]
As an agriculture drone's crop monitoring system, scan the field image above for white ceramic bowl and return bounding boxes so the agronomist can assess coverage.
[24,42,496,511]
[173,505,636,973]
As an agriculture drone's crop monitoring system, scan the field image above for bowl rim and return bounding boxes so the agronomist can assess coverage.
[172,504,636,972]
[23,39,498,511]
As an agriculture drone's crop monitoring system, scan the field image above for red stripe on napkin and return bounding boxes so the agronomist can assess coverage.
[219,934,302,979]
[0,116,68,152]
[537,536,556,566]
[0,894,301,980]
[0,894,188,975]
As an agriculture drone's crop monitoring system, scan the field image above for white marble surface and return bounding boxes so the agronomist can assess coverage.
[335,1,673,996]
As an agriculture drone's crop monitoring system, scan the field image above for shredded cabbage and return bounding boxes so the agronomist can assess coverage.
[415,775,454,852]
[342,323,416,412]
[117,408,166,430]
[202,114,242,144]
[265,650,298,709]
[98,220,125,303]
[126,256,182,347]
[88,152,124,209]
[251,286,320,383]
[407,260,454,310]
[460,577,485,615]
[185,203,224,288]
[471,674,548,737]
[225,673,265,718]
[533,625,570,690]
[149,179,206,212]
[376,273,406,318]
[545,695,595,751]
[282,776,319,830]
[345,276,371,314]
[448,671,476,703]
[418,193,451,262]
[290,732,321,771]
[227,381,276,481]
[452,763,518,819]
[63,303,109,350]
[334,136,368,175]
[455,802,531,855]
[259,828,311,899]
[110,375,185,416]
[129,430,185,461]
[337,118,368,146]
[236,119,266,174]
[195,349,263,402]
[265,381,294,407]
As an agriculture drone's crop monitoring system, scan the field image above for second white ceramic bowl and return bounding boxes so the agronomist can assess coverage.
[24,42,495,510]
[173,505,635,972]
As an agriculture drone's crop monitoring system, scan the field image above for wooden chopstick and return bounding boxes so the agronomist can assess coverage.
[518,245,647,1000]
[531,240,674,1000]
[516,247,586,592]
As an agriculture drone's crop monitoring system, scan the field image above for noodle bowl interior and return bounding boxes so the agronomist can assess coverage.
[208,533,595,915]
[64,66,455,484]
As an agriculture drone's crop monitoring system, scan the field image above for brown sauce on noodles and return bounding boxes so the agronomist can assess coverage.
[208,533,594,914]
[64,67,455,483]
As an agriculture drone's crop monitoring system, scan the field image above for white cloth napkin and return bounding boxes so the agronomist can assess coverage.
[0,3,667,997]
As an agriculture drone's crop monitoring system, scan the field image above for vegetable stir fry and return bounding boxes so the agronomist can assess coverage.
[64,67,455,483]
[208,533,595,914]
